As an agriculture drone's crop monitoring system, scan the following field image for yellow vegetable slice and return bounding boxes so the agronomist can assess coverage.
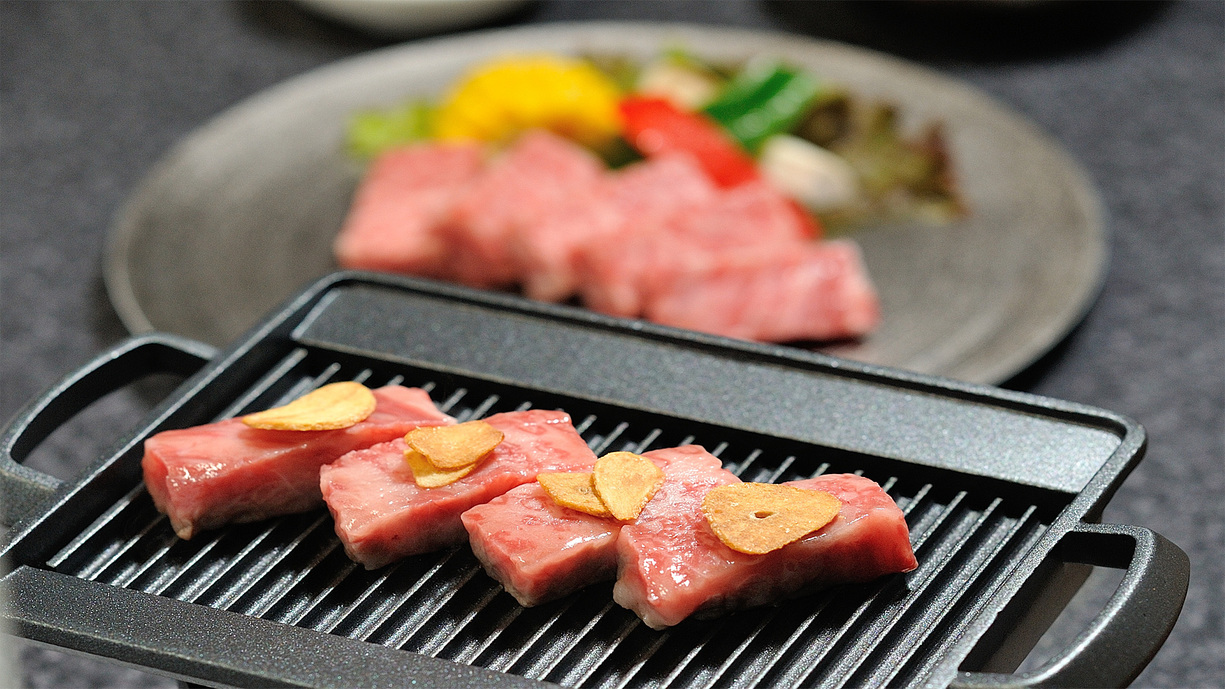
[701,483,842,555]
[405,448,476,489]
[241,382,376,431]
[406,420,504,470]
[538,472,611,518]
[592,451,665,521]
[433,54,622,149]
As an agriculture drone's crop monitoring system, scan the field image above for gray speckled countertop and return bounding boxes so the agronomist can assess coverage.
[2,1,1221,687]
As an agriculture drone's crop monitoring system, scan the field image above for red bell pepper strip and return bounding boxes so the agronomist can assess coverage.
[618,96,761,188]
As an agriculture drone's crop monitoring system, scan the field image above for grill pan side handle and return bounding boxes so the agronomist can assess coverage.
[952,522,1189,689]
[0,333,215,527]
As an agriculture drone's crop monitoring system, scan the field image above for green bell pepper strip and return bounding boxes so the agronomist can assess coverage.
[703,62,822,154]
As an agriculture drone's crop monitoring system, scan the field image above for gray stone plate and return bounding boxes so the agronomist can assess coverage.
[105,22,1106,385]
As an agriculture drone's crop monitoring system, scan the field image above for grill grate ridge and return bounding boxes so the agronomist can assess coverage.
[176,521,286,604]
[340,550,467,640]
[887,509,1047,688]
[436,587,527,663]
[381,560,489,652]
[217,513,338,613]
[804,499,1015,688]
[480,592,588,673]
[309,560,408,634]
[80,509,167,584]
[266,550,360,626]
[516,596,622,680]
[46,485,148,573]
[550,612,646,687]
[731,488,959,688]
[237,533,345,619]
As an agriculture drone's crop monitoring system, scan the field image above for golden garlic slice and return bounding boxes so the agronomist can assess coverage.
[241,382,376,431]
[406,419,504,470]
[701,483,841,555]
[592,451,665,521]
[538,472,611,518]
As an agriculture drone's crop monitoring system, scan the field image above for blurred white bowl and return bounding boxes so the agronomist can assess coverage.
[296,0,531,35]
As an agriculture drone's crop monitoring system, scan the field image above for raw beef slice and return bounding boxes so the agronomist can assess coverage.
[614,471,916,629]
[462,482,620,607]
[461,444,724,606]
[578,180,812,318]
[142,386,453,540]
[442,130,605,289]
[512,153,717,303]
[644,239,880,342]
[334,143,485,278]
[321,409,597,569]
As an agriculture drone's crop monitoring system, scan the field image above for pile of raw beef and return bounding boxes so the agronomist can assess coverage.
[334,130,880,343]
[143,386,916,629]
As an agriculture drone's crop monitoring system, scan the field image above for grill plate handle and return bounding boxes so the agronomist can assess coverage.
[953,522,1189,689]
[0,333,215,527]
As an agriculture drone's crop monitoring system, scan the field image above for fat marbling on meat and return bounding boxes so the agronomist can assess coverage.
[460,445,721,607]
[334,142,485,279]
[142,386,453,540]
[615,468,918,629]
[320,409,597,570]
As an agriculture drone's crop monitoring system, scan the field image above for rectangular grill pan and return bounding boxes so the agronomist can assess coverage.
[1,272,1188,688]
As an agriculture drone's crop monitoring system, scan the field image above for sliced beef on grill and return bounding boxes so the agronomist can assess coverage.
[578,180,813,318]
[512,153,717,303]
[320,409,597,569]
[460,446,715,607]
[614,471,917,629]
[142,386,453,540]
[610,445,741,628]
[333,143,485,279]
[643,239,881,342]
[461,482,620,607]
[442,130,606,289]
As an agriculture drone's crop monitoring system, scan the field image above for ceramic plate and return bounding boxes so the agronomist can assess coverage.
[294,0,532,36]
[105,22,1106,385]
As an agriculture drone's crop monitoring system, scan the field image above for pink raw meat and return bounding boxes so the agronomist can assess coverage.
[443,130,605,289]
[614,471,917,629]
[321,409,597,569]
[333,143,485,279]
[142,386,453,540]
[579,180,812,318]
[513,153,717,303]
[460,446,720,607]
[462,482,619,607]
[644,239,881,342]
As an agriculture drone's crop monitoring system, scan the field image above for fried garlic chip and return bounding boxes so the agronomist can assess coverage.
[538,472,611,518]
[592,451,665,521]
[407,419,504,470]
[405,448,477,488]
[241,382,376,431]
[701,483,842,555]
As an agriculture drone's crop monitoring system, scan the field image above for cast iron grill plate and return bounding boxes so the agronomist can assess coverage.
[1,274,1186,689]
[43,351,1050,688]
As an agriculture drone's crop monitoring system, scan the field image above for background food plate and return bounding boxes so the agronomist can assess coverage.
[104,22,1106,385]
